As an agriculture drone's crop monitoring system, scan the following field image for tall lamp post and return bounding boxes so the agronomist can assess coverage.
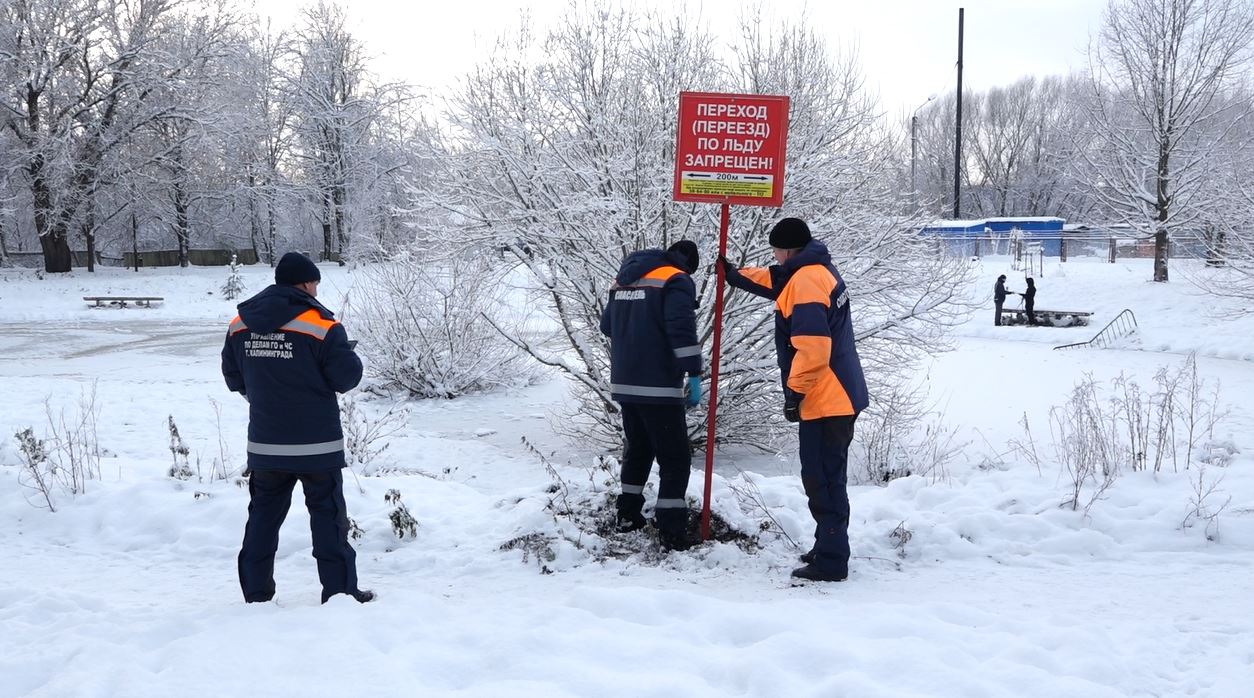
[910,94,936,210]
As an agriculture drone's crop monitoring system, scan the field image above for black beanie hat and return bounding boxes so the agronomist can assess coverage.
[275,252,321,286]
[667,240,700,274]
[768,217,812,249]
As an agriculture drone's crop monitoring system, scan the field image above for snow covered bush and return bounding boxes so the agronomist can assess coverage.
[1181,462,1231,541]
[167,415,194,481]
[221,254,245,300]
[1050,377,1121,513]
[206,398,236,482]
[43,389,102,495]
[853,380,964,485]
[491,440,764,572]
[1027,355,1229,512]
[13,388,104,510]
[15,427,55,511]
[410,5,974,453]
[384,489,419,540]
[889,521,913,558]
[499,533,559,574]
[339,395,408,472]
[348,251,543,399]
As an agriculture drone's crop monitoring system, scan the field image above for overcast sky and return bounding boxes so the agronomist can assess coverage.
[257,0,1108,116]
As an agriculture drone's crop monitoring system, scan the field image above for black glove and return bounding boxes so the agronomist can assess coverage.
[783,390,803,423]
[716,255,733,277]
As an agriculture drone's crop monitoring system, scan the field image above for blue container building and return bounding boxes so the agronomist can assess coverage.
[920,217,1065,256]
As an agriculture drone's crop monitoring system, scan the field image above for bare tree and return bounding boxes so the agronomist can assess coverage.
[136,4,240,267]
[0,1,425,267]
[285,1,414,263]
[1186,96,1254,307]
[232,20,296,265]
[0,0,253,272]
[912,91,962,218]
[1082,0,1254,282]
[0,0,98,272]
[415,5,714,448]
[909,75,1098,223]
[966,76,1092,219]
[0,0,192,272]
[415,4,973,454]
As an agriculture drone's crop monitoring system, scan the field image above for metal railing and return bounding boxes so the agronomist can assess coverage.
[1053,309,1138,351]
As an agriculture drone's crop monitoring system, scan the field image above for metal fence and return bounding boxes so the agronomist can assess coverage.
[122,249,259,267]
[928,233,1215,262]
[2,250,125,268]
[1,248,259,269]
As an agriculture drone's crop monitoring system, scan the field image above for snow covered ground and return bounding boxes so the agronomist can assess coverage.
[1,256,1251,697]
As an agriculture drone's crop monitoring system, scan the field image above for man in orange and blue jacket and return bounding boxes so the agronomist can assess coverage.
[600,240,703,551]
[222,252,373,604]
[719,218,869,582]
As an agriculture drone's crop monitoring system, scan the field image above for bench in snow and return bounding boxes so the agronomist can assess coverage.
[83,296,164,308]
[1000,308,1093,327]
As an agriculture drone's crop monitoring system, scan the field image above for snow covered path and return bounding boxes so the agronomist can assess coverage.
[5,520,1250,697]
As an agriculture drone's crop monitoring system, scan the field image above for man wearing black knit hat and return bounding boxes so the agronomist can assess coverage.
[718,218,869,583]
[600,240,704,551]
[222,252,374,604]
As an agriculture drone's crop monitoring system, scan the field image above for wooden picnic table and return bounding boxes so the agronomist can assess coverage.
[1000,307,1093,326]
[83,296,164,308]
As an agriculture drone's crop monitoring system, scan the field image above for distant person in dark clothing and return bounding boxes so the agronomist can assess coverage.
[222,252,374,605]
[993,274,1014,326]
[1020,278,1037,325]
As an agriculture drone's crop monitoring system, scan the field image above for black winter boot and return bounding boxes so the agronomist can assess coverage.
[659,529,696,552]
[616,511,647,533]
[790,564,847,583]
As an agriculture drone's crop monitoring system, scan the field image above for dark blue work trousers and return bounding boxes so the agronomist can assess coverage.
[798,414,858,576]
[238,468,359,603]
[617,402,691,535]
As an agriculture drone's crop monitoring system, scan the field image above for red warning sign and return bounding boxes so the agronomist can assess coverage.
[673,91,790,207]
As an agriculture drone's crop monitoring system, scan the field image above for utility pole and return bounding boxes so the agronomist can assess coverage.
[954,7,964,219]
[131,211,140,272]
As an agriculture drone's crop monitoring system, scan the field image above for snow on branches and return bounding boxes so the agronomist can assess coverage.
[407,6,974,461]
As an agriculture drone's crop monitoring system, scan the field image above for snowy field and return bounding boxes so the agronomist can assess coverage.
[1,255,1252,697]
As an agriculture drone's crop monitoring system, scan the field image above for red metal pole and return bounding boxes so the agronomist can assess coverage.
[701,200,731,541]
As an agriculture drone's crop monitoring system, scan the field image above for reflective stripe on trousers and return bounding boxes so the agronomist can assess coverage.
[611,383,684,398]
[247,439,345,456]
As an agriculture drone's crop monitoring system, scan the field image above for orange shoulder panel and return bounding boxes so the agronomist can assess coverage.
[777,266,834,318]
[296,309,337,329]
[642,265,683,282]
[279,309,338,340]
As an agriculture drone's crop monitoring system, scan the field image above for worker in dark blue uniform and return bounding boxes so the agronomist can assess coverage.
[720,218,869,582]
[222,252,373,604]
[600,240,703,551]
